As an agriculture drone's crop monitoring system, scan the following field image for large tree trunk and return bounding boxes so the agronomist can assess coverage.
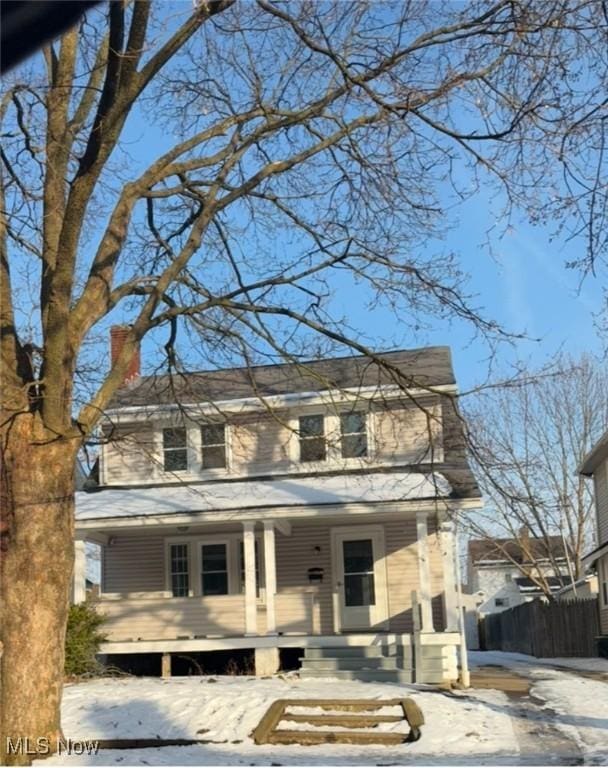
[0,413,77,765]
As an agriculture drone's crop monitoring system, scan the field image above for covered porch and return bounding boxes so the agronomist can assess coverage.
[75,514,463,648]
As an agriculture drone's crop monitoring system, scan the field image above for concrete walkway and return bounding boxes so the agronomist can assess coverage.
[466,664,584,765]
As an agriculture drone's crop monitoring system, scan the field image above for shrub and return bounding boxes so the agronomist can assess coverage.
[65,602,107,677]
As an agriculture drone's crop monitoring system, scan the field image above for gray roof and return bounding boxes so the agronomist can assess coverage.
[109,346,455,408]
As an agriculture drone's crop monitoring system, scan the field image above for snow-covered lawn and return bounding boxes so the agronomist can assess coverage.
[37,655,608,766]
[42,675,519,766]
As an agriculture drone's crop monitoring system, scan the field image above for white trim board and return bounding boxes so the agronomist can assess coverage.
[76,497,481,533]
[104,383,457,421]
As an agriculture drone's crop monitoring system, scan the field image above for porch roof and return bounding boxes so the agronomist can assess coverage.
[75,471,451,521]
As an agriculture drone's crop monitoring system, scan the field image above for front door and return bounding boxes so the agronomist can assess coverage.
[331,527,389,631]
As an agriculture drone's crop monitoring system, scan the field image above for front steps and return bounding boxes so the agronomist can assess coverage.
[299,637,459,685]
[299,644,414,684]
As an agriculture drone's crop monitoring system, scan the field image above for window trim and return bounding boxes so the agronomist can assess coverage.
[298,413,327,463]
[289,408,376,467]
[162,427,188,473]
[200,539,232,596]
[164,533,265,600]
[340,411,369,460]
[157,423,232,478]
[200,423,228,470]
[168,541,191,597]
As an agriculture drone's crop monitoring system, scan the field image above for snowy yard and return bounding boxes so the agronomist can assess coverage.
[39,654,608,766]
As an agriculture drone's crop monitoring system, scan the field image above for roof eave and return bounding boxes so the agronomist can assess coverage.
[578,428,608,476]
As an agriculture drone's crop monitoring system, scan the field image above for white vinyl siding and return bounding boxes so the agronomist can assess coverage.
[101,397,444,485]
[98,517,448,640]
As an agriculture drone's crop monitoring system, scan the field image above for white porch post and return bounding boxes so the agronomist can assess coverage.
[243,522,258,635]
[440,521,459,631]
[416,512,435,632]
[263,521,278,635]
[72,538,87,604]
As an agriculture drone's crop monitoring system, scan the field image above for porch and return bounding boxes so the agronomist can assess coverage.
[75,507,461,647]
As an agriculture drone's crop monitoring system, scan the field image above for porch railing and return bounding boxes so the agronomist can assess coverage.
[94,586,321,642]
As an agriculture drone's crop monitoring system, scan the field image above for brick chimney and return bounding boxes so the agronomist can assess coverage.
[110,325,140,385]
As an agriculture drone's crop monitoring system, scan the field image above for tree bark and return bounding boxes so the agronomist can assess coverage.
[0,414,77,765]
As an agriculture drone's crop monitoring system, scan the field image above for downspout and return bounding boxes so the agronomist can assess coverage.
[453,521,470,688]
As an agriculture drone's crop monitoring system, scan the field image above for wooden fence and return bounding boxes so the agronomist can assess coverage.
[481,598,600,657]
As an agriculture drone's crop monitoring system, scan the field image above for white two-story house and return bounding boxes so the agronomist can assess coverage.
[74,330,482,683]
[580,429,608,652]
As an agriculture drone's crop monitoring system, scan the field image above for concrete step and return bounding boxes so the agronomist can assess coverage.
[300,657,411,671]
[299,667,414,684]
[303,645,409,660]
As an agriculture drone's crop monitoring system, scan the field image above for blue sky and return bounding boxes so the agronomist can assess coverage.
[123,117,604,395]
[11,3,605,399]
[322,193,604,393]
[111,72,605,397]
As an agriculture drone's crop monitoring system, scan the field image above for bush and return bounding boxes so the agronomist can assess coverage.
[65,602,107,677]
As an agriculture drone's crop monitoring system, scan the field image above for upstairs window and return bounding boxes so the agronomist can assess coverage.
[340,412,368,458]
[201,424,226,469]
[299,414,326,462]
[163,428,187,471]
[170,544,189,597]
[201,543,229,595]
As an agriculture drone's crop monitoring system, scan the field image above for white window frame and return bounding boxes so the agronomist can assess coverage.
[200,538,232,597]
[157,422,232,480]
[161,426,189,473]
[168,541,191,597]
[287,406,376,469]
[200,423,229,471]
[297,413,328,463]
[164,533,264,600]
[164,538,193,597]
[339,411,369,460]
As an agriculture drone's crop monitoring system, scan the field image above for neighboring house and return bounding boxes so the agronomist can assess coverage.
[580,429,608,645]
[73,330,482,683]
[467,536,568,615]
[555,575,598,602]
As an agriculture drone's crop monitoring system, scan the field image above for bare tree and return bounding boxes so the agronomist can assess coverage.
[1,1,607,761]
[463,354,608,595]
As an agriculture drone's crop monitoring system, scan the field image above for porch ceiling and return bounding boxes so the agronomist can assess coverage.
[76,471,451,526]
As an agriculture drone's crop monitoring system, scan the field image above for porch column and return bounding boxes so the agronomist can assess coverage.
[263,521,278,635]
[243,521,258,635]
[416,512,435,632]
[72,538,87,604]
[440,521,459,631]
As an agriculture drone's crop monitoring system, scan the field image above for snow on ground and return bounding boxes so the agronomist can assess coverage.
[468,650,608,675]
[41,675,518,766]
[470,651,608,765]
